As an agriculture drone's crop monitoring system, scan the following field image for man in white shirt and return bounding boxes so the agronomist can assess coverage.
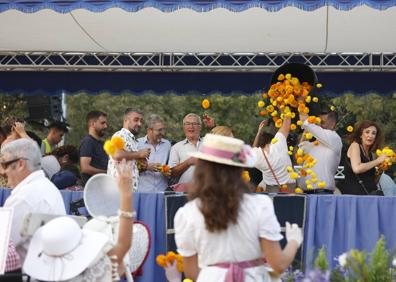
[168,113,202,185]
[298,109,343,193]
[108,108,151,191]
[1,138,66,261]
[137,115,171,192]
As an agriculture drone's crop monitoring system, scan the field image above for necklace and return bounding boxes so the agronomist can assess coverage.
[359,144,372,161]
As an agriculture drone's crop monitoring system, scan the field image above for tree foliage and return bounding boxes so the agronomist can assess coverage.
[0,91,395,181]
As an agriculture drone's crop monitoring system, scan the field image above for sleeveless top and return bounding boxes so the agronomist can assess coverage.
[342,145,377,195]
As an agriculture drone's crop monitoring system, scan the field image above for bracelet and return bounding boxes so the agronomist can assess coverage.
[117,209,136,219]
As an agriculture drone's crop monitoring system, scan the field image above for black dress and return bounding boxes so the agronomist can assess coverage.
[341,145,377,195]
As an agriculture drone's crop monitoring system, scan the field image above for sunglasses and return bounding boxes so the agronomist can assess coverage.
[0,158,27,170]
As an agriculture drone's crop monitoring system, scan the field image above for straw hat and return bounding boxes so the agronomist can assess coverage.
[23,216,109,281]
[190,134,256,168]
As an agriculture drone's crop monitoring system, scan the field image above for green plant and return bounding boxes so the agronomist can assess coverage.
[314,247,329,272]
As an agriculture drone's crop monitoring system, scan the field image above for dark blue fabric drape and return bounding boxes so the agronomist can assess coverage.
[1,72,396,96]
[304,195,396,269]
[0,0,395,13]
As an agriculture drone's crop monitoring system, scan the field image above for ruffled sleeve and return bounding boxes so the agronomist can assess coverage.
[256,195,283,241]
[174,205,197,257]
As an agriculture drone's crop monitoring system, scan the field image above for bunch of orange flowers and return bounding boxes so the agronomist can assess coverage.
[156,251,183,272]
[103,136,125,157]
[257,73,322,132]
[376,147,396,171]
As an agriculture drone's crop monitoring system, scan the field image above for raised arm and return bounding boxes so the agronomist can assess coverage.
[108,159,134,273]
[300,114,341,153]
[277,117,291,139]
[253,119,269,147]
[348,142,387,174]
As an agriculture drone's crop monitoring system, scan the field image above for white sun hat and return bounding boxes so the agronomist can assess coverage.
[190,134,256,168]
[84,173,120,217]
[23,216,109,281]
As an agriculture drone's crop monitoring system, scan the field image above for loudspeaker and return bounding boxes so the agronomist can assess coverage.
[25,95,63,121]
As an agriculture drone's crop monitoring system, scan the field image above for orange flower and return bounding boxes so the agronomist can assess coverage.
[277,74,285,81]
[256,186,265,193]
[202,99,210,109]
[156,255,167,267]
[242,170,250,182]
[111,136,125,150]
[296,157,304,165]
[259,110,267,116]
[103,140,116,156]
[290,124,297,130]
[262,93,268,99]
[167,251,177,263]
[275,119,283,128]
[176,261,184,272]
[305,132,313,140]
[161,165,170,173]
[295,187,303,194]
[300,169,308,177]
[307,116,317,124]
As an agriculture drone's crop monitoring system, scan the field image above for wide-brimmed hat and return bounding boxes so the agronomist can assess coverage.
[190,134,256,168]
[23,216,109,281]
[84,173,120,217]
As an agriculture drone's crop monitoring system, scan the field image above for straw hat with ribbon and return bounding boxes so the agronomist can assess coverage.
[190,134,256,168]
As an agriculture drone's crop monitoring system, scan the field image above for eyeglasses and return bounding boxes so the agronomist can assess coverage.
[0,158,27,170]
[183,122,201,127]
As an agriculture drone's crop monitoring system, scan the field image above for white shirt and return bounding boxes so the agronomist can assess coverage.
[4,170,66,261]
[253,132,295,186]
[168,138,201,184]
[107,128,139,192]
[299,120,343,190]
[174,194,282,282]
[137,136,171,192]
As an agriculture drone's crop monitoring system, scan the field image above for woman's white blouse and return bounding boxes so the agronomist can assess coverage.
[174,193,283,268]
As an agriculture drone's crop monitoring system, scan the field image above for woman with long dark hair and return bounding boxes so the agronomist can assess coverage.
[174,134,302,282]
[341,120,387,195]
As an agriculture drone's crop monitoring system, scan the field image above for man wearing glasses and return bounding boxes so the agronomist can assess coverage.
[137,114,171,192]
[168,113,202,186]
[1,139,66,261]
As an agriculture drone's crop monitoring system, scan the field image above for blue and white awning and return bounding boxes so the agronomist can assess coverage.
[0,0,395,13]
[0,1,395,54]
